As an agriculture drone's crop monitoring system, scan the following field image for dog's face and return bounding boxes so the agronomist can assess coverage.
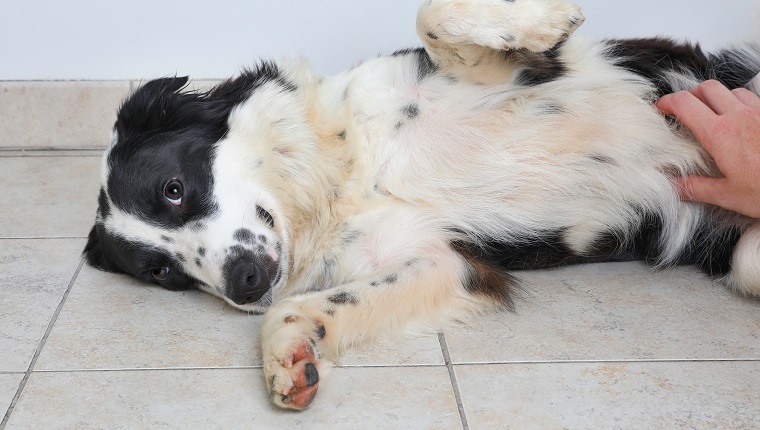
[85,76,287,312]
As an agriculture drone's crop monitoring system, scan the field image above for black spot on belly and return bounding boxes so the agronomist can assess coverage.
[403,104,420,119]
[327,291,359,306]
[383,274,398,284]
[588,154,617,165]
[195,258,203,268]
[537,102,569,115]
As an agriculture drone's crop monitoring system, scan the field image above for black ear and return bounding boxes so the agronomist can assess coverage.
[84,224,105,269]
[115,76,193,136]
[83,223,121,273]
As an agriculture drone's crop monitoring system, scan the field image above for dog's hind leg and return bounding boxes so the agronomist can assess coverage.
[259,242,514,410]
[416,0,584,82]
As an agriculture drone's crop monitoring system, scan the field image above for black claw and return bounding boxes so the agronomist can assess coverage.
[304,363,320,387]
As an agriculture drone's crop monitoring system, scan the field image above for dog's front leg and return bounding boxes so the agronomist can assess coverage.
[260,249,499,410]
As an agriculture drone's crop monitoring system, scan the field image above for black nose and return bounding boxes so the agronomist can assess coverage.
[223,251,272,305]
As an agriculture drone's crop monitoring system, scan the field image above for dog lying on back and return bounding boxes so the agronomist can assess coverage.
[84,0,760,409]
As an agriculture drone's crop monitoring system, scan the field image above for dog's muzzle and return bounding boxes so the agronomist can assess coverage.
[223,248,279,305]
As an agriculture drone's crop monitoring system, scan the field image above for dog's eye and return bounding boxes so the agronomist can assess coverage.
[164,179,184,206]
[151,267,170,281]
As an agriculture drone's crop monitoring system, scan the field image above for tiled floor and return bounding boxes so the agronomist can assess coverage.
[1,151,759,430]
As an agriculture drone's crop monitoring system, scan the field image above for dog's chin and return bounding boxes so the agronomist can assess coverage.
[199,285,275,314]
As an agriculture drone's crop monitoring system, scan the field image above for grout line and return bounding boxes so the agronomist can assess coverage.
[0,237,89,240]
[29,363,444,374]
[439,333,470,430]
[0,148,106,153]
[0,258,85,430]
[449,358,760,366]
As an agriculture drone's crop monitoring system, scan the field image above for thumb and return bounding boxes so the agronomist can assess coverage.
[675,175,729,207]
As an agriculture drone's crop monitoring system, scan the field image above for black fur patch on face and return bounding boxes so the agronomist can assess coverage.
[392,47,439,81]
[603,38,760,96]
[86,63,294,281]
[513,45,567,86]
[84,224,201,291]
[234,228,256,245]
[256,205,275,228]
[327,291,359,306]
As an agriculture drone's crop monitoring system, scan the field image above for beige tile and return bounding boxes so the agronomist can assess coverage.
[7,367,461,430]
[36,266,262,370]
[37,265,444,370]
[0,156,102,238]
[0,239,85,371]
[0,81,129,149]
[445,262,760,363]
[0,374,22,419]
[339,334,444,367]
[456,361,760,429]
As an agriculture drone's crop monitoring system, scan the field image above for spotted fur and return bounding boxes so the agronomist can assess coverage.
[84,0,760,411]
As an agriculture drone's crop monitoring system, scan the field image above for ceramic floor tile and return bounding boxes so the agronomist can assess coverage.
[0,156,102,238]
[339,334,444,367]
[0,81,129,149]
[37,265,442,371]
[0,373,23,420]
[35,265,262,370]
[6,367,461,430]
[0,239,85,371]
[445,262,760,363]
[456,361,760,429]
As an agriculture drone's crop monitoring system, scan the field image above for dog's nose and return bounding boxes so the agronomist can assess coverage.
[224,253,272,305]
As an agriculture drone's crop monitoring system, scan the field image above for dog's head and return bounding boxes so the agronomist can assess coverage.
[85,73,290,312]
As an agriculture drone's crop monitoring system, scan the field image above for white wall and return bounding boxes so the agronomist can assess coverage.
[0,0,756,80]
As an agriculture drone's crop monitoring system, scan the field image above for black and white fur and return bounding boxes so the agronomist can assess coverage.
[85,0,760,410]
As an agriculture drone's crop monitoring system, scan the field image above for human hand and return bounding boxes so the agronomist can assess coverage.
[656,80,760,219]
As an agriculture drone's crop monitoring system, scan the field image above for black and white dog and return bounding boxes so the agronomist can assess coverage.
[85,0,760,409]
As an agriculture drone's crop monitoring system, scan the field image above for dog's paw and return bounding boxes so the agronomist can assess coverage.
[261,311,327,410]
[420,0,584,53]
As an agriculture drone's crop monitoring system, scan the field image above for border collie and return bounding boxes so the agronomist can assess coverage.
[84,0,760,410]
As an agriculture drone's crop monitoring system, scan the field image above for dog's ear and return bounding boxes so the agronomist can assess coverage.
[115,76,193,136]
[84,223,107,270]
[83,223,121,273]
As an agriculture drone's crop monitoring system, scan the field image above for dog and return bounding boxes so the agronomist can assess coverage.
[84,0,760,410]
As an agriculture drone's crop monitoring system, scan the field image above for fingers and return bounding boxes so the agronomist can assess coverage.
[731,87,760,111]
[676,175,730,207]
[656,90,717,145]
[688,80,745,115]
